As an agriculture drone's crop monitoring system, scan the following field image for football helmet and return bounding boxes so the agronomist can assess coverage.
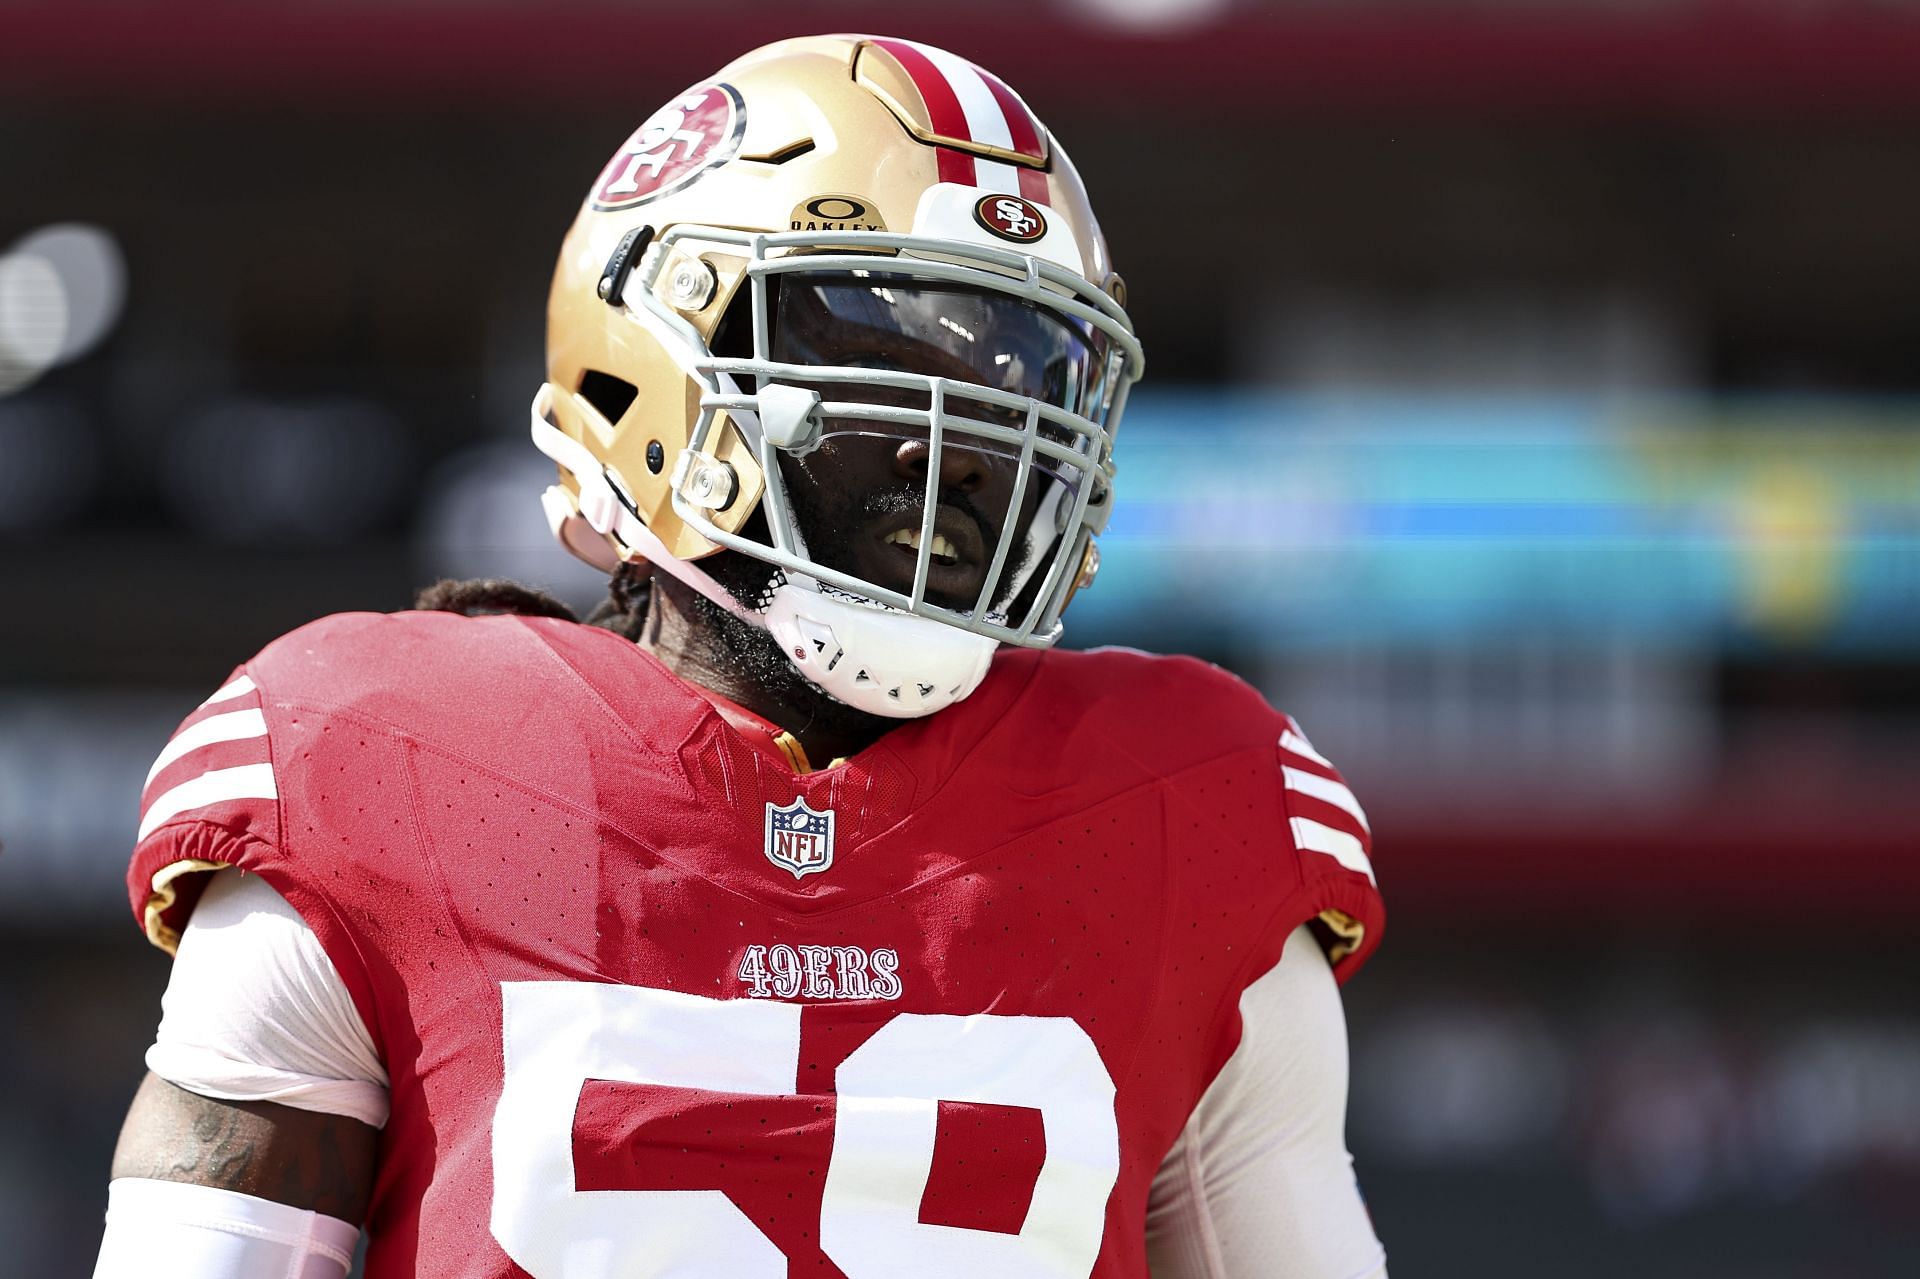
[534,34,1144,717]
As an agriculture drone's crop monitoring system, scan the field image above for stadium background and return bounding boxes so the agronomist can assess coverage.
[3,1,1918,1274]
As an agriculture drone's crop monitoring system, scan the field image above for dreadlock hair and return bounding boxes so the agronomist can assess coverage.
[582,561,652,640]
[414,562,652,641]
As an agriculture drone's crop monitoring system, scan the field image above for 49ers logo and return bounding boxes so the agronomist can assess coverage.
[591,83,746,211]
[972,193,1048,243]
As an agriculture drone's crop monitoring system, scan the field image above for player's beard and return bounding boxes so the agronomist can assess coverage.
[666,484,905,741]
[663,565,887,741]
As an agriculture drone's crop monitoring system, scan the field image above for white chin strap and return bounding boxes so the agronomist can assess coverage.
[764,579,997,718]
[532,386,996,720]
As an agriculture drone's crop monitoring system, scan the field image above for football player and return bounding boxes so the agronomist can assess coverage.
[93,35,1388,1279]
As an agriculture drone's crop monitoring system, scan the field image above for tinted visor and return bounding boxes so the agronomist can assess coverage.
[772,271,1115,437]
[762,271,1113,620]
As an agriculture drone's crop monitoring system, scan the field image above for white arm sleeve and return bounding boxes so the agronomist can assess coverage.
[94,1177,357,1279]
[1146,925,1387,1279]
[147,869,390,1129]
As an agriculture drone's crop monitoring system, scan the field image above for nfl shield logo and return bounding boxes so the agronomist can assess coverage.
[764,796,835,880]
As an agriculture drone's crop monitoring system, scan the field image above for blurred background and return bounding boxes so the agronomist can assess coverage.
[3,1,1919,1274]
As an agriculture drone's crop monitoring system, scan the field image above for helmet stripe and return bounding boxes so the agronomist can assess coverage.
[912,41,1019,156]
[936,145,976,186]
[914,44,1042,201]
[871,38,979,183]
[873,37,1048,200]
[978,68,1045,162]
[1017,165,1050,206]
[871,38,974,142]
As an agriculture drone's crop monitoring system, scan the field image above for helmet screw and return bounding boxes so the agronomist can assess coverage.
[645,441,665,474]
[668,259,717,311]
[681,457,739,511]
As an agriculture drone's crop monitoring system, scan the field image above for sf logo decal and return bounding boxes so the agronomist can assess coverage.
[591,83,746,210]
[972,193,1048,243]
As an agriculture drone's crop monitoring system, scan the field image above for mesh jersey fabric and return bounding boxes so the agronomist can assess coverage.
[152,874,1383,1277]
[127,611,1385,1278]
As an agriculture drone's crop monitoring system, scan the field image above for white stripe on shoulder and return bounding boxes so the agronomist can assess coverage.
[139,763,278,843]
[145,708,269,787]
[1279,726,1332,769]
[200,675,257,708]
[1290,816,1377,886]
[1283,764,1371,834]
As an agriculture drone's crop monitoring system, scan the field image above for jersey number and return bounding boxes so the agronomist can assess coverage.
[491,981,1120,1278]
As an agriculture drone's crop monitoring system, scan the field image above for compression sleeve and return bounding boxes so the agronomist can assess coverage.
[146,870,390,1129]
[1145,925,1388,1279]
[94,1178,358,1279]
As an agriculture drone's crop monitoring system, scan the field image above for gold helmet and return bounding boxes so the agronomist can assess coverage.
[534,34,1143,716]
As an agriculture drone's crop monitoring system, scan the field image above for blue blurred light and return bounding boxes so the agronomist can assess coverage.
[1075,391,1920,654]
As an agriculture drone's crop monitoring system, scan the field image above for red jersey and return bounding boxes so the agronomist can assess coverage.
[128,611,1383,1279]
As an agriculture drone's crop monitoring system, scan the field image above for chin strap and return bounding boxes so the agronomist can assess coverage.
[531,386,758,625]
[531,386,997,718]
[763,579,997,718]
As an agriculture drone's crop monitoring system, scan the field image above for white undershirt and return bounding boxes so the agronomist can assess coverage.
[149,872,389,1129]
[151,870,1385,1277]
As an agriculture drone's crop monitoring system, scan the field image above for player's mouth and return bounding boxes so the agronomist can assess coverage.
[863,505,990,606]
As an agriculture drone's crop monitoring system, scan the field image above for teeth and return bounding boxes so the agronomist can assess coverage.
[883,529,960,562]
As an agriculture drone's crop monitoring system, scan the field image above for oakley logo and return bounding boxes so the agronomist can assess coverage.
[973,193,1048,243]
[790,194,886,233]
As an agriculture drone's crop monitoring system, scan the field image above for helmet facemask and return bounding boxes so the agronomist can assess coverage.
[762,269,1115,622]
[554,223,1138,717]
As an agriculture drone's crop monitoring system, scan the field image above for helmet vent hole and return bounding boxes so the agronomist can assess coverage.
[578,369,638,424]
[744,138,816,165]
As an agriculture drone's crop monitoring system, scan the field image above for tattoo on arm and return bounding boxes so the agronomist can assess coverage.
[110,1072,378,1223]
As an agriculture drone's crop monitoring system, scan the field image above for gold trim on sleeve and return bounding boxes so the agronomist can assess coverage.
[1317,907,1367,966]
[142,860,229,955]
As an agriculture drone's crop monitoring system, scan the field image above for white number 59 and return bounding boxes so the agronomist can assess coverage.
[491,982,1120,1278]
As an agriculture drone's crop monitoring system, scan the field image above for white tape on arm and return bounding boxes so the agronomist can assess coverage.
[93,1178,358,1279]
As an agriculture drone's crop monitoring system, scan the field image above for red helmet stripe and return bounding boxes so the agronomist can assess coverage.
[979,69,1045,163]
[937,145,977,186]
[1017,165,1049,206]
[871,37,975,146]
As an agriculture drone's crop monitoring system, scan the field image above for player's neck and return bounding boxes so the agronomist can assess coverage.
[637,572,898,768]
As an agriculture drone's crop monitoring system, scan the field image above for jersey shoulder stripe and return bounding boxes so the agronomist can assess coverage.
[1288,816,1376,887]
[138,670,278,843]
[1280,764,1370,834]
[143,707,268,788]
[138,764,278,842]
[1275,717,1380,893]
